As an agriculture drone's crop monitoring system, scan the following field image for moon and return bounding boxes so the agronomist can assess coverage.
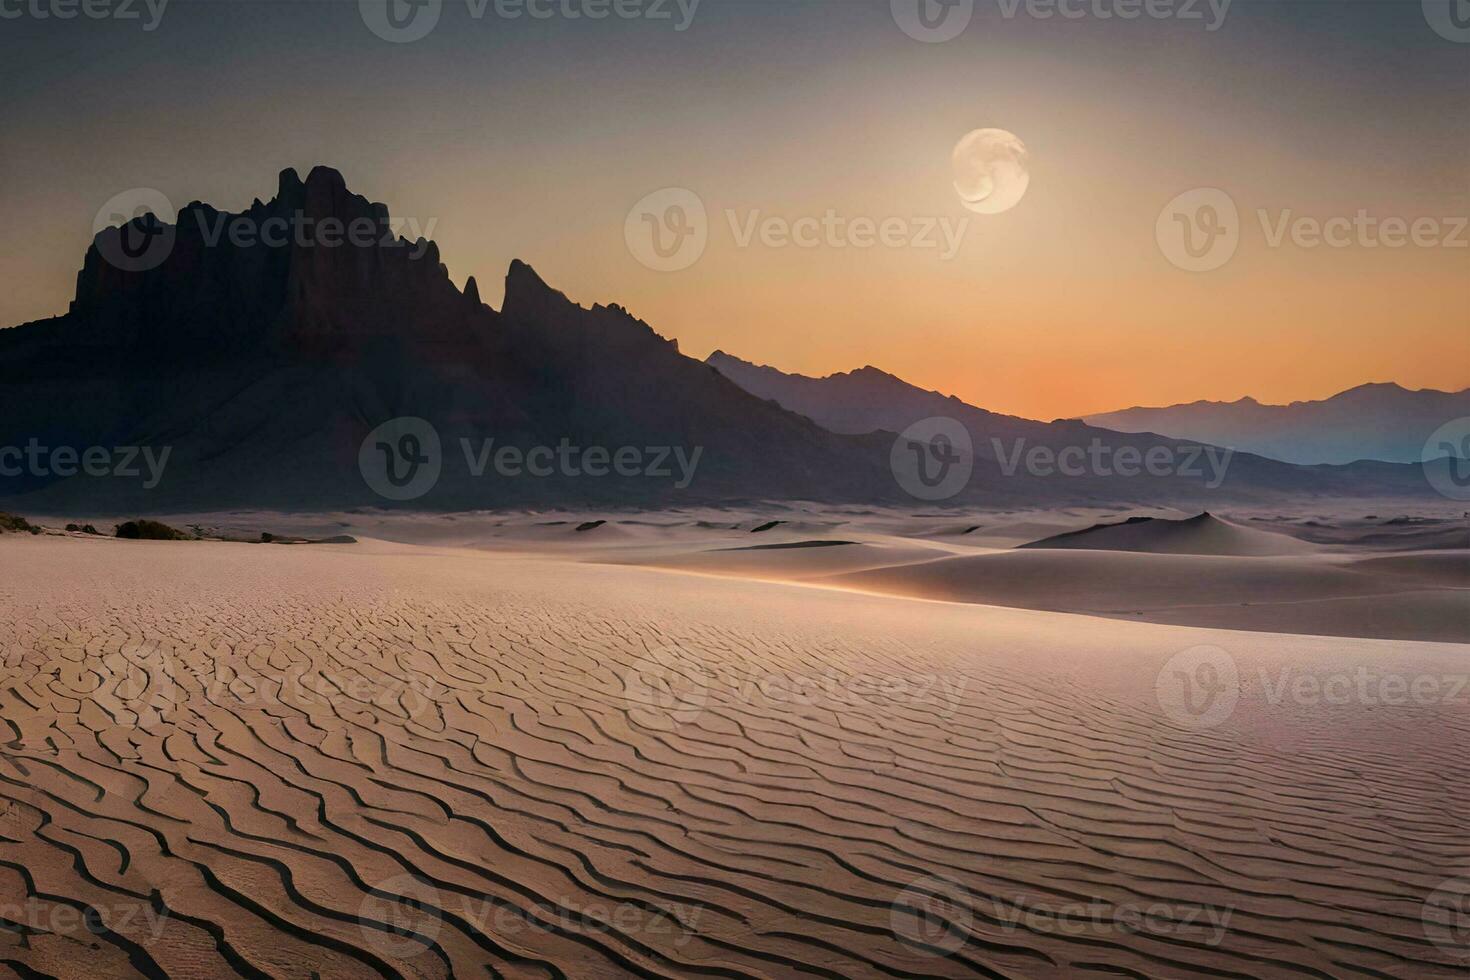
[952,128,1030,215]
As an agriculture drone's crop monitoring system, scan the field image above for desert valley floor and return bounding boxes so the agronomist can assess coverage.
[1,507,1467,979]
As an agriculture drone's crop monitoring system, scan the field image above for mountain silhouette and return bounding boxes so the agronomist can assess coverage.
[704,350,1442,502]
[1084,383,1470,464]
[0,167,1447,512]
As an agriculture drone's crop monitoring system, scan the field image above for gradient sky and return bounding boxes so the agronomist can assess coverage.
[1,0,1465,419]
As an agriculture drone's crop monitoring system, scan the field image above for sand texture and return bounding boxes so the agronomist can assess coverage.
[1,526,1468,978]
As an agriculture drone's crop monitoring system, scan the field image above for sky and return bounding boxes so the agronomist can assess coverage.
[0,0,1465,420]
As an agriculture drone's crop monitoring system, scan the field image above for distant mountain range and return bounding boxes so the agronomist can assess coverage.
[703,351,1440,502]
[0,166,1448,512]
[1084,385,1470,465]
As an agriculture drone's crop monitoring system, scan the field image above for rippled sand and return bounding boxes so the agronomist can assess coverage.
[2,533,1467,978]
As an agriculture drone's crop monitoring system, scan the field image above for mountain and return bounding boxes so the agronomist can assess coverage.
[0,167,1446,512]
[1083,384,1470,465]
[0,167,902,511]
[705,350,1444,502]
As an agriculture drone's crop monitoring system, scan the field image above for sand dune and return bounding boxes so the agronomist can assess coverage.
[826,549,1468,643]
[1,533,1468,978]
[626,540,945,581]
[1020,513,1318,557]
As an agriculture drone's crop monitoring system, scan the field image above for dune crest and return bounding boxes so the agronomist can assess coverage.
[1020,512,1318,557]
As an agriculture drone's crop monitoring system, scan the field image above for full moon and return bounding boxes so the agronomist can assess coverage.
[952,128,1030,215]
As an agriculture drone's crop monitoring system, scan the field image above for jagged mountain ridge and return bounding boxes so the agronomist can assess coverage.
[0,166,1447,511]
[0,167,903,510]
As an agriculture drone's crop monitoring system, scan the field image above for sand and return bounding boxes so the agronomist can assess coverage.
[0,519,1468,978]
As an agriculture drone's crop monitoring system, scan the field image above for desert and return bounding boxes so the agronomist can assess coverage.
[1,504,1466,978]
[3,3,1467,973]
